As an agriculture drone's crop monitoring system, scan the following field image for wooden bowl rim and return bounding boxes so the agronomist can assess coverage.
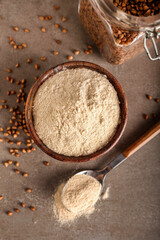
[25,61,127,163]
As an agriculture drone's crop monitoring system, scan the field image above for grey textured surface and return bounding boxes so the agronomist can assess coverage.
[0,1,160,240]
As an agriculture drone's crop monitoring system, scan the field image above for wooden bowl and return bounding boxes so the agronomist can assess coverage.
[25,61,127,162]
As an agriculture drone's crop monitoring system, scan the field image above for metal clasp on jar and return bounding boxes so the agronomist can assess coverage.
[144,27,160,61]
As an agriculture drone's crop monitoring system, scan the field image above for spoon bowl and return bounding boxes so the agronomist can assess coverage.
[61,170,105,213]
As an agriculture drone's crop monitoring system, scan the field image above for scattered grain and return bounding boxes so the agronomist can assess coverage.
[16,81,21,85]
[21,202,25,208]
[39,16,44,20]
[67,55,73,60]
[11,90,16,95]
[144,114,149,120]
[15,153,20,157]
[5,138,10,142]
[4,162,8,167]
[5,138,10,143]
[40,57,46,61]
[15,63,20,68]
[146,94,152,100]
[22,172,28,177]
[18,45,23,50]
[8,160,13,165]
[22,43,27,48]
[7,211,13,216]
[21,79,25,84]
[22,149,26,153]
[84,50,90,55]
[43,161,50,166]
[10,40,15,45]
[9,148,14,153]
[48,15,52,20]
[29,206,36,211]
[26,149,31,153]
[0,127,4,132]
[56,40,61,44]
[4,132,9,136]
[73,50,80,55]
[53,51,59,55]
[10,78,14,83]
[13,27,19,31]
[35,64,39,70]
[16,141,21,146]
[26,143,31,147]
[41,27,46,32]
[15,161,19,167]
[26,188,32,193]
[14,208,20,213]
[13,44,18,50]
[62,28,67,33]
[61,16,67,22]
[24,28,30,33]
[54,5,60,10]
[27,58,32,63]
[7,68,12,73]
[54,24,60,28]
[31,147,36,151]
[155,98,160,103]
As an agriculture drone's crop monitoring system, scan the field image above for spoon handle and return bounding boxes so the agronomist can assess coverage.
[98,121,160,178]
[123,120,160,158]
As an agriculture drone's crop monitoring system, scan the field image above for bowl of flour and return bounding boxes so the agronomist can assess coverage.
[25,61,127,162]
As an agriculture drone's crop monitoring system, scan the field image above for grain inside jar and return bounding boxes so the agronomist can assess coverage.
[78,0,160,64]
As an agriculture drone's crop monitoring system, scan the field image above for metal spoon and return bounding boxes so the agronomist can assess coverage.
[62,121,160,210]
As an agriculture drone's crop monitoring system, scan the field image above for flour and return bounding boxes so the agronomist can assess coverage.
[62,174,101,213]
[33,68,120,156]
[101,186,110,200]
[53,183,95,225]
[53,174,110,225]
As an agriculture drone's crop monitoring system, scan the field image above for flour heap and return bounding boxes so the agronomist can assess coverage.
[33,68,120,156]
[62,174,101,213]
[53,174,101,225]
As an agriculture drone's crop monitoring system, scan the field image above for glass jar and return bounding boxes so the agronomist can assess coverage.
[78,0,160,64]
